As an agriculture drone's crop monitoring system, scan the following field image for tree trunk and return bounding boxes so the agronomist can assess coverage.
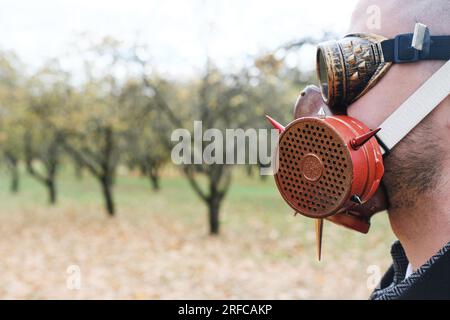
[208,196,221,235]
[74,162,83,180]
[139,163,147,176]
[149,168,160,191]
[11,171,19,193]
[149,174,160,191]
[246,165,253,177]
[4,154,20,193]
[100,127,116,216]
[101,176,115,216]
[47,179,57,204]
[47,159,58,205]
[10,160,19,193]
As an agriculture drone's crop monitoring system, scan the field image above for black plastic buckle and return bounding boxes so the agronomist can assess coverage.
[393,34,420,63]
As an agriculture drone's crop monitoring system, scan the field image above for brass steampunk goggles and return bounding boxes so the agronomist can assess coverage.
[316,25,450,112]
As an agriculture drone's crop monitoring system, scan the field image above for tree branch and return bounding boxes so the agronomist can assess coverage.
[182,166,208,202]
[63,142,101,178]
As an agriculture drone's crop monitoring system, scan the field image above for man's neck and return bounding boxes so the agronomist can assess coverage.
[388,190,450,270]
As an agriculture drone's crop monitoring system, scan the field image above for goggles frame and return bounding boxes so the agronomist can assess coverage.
[316,24,450,110]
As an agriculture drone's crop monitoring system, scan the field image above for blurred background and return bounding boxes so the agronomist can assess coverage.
[0,0,395,299]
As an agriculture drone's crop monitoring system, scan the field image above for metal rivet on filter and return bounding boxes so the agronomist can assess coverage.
[301,154,324,182]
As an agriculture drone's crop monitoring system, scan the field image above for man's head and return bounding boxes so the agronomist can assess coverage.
[347,0,450,214]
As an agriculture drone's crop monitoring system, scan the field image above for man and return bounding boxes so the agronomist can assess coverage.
[287,0,450,299]
[348,0,449,299]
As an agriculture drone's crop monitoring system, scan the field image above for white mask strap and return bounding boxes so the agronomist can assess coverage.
[377,60,450,154]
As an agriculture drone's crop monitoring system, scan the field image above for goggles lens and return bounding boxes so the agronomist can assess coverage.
[317,49,329,103]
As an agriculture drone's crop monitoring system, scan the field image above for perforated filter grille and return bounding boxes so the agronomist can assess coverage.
[275,118,353,218]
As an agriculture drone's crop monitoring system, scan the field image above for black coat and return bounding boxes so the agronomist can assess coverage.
[374,243,450,300]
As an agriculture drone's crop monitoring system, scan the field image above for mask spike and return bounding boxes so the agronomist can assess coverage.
[317,107,326,119]
[265,115,285,133]
[350,128,381,150]
[315,219,324,261]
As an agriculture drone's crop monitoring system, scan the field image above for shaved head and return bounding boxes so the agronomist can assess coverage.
[351,0,450,37]
[347,1,450,216]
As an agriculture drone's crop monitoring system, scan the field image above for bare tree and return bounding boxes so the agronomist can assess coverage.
[4,151,20,193]
[24,130,62,204]
[22,63,70,204]
[63,125,118,215]
[130,50,257,234]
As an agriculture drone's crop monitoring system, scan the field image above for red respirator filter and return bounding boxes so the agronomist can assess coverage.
[269,114,384,226]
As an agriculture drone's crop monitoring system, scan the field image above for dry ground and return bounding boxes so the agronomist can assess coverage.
[0,168,396,299]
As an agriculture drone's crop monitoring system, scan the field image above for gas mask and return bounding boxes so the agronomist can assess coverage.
[267,23,450,260]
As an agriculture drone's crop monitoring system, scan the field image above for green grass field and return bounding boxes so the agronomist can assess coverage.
[0,165,396,299]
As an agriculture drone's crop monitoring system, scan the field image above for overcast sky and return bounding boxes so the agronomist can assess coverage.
[0,0,358,77]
